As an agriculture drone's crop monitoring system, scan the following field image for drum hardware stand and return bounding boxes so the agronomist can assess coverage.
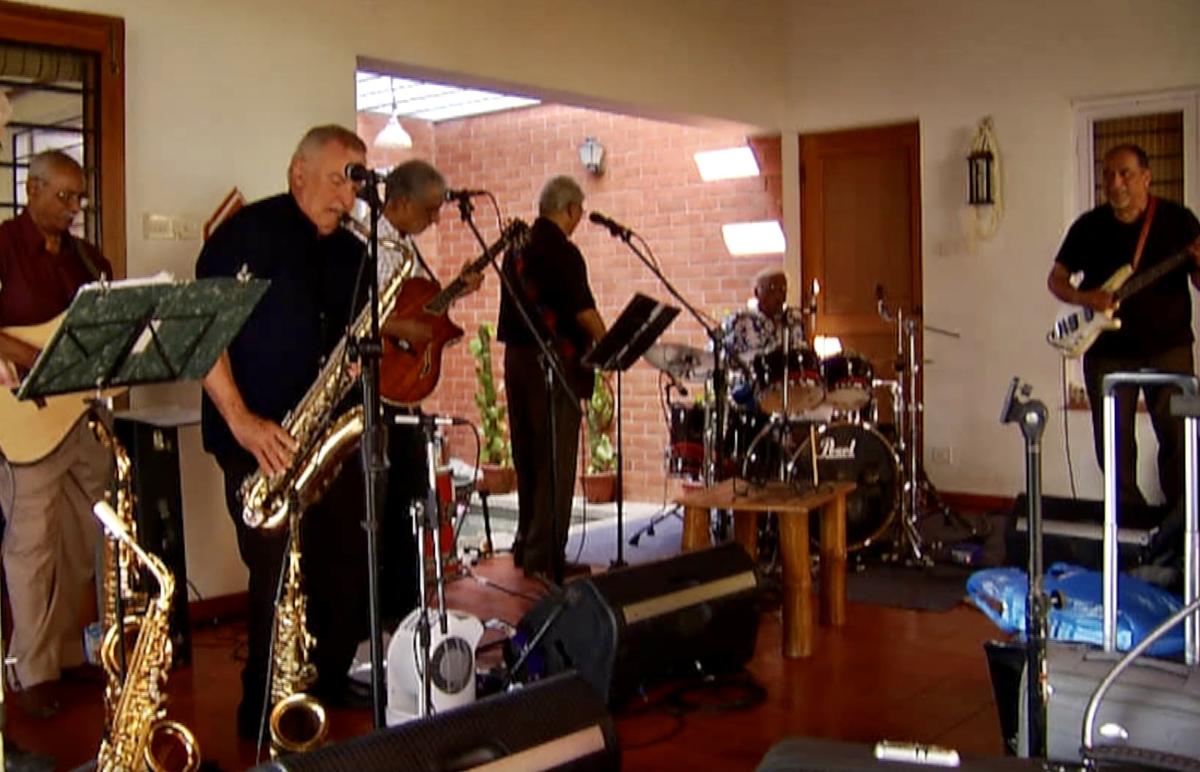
[875,286,970,567]
[630,378,692,547]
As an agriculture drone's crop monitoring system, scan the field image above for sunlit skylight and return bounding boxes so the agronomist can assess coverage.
[721,221,786,256]
[356,72,540,122]
[694,146,760,181]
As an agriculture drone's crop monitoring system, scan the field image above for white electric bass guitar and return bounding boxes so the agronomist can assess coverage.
[0,315,124,464]
[1047,249,1193,358]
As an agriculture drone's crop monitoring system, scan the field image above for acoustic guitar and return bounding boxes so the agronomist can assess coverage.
[380,219,530,406]
[0,314,123,464]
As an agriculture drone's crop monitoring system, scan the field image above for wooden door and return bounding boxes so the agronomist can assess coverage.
[799,121,921,426]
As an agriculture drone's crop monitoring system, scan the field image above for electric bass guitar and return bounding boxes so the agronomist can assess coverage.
[1047,249,1194,358]
[0,315,124,464]
[380,219,530,406]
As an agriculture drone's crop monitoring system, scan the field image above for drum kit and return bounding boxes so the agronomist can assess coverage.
[642,295,966,564]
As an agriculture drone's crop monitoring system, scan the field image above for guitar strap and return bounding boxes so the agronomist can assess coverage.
[63,232,105,282]
[1129,196,1157,272]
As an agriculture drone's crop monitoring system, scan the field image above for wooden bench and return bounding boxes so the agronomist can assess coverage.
[677,478,855,658]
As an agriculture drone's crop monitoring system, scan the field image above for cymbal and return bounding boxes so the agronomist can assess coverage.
[643,342,714,381]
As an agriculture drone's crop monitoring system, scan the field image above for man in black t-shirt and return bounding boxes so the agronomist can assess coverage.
[497,175,606,580]
[198,125,373,741]
[1048,143,1200,507]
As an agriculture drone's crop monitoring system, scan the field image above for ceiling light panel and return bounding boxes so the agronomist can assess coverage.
[721,220,786,256]
[694,146,760,181]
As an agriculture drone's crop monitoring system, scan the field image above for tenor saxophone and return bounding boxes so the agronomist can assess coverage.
[93,501,200,772]
[266,507,328,756]
[239,235,415,530]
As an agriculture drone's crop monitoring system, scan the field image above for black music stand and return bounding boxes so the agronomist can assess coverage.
[16,274,267,683]
[18,275,268,399]
[583,293,679,567]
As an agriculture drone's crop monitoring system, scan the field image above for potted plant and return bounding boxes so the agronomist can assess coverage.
[581,369,618,503]
[468,323,516,494]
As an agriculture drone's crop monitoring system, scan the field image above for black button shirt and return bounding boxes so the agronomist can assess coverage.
[196,193,366,467]
[497,216,596,351]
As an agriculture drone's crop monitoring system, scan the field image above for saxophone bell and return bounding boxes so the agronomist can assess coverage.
[269,692,329,757]
[145,720,201,772]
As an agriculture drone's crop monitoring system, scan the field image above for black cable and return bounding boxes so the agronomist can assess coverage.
[461,565,543,603]
[1061,357,1079,498]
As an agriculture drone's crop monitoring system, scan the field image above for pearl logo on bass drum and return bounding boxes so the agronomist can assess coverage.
[818,435,857,461]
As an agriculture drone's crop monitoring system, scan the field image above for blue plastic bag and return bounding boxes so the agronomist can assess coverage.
[967,562,1184,657]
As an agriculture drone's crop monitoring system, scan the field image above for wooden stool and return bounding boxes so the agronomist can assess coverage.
[677,478,854,658]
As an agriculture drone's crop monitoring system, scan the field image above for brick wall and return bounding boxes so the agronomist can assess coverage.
[359,104,781,500]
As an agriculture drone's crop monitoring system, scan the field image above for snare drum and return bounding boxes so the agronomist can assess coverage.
[821,353,874,412]
[753,345,824,415]
[667,403,706,479]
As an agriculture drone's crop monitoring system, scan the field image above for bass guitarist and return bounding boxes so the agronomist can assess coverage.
[498,175,606,582]
[1047,143,1200,508]
[0,150,113,719]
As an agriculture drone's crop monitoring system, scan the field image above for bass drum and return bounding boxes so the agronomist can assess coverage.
[788,423,899,551]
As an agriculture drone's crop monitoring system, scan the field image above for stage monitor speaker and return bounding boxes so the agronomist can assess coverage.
[114,416,192,666]
[515,542,760,706]
[251,672,619,772]
[1004,494,1167,572]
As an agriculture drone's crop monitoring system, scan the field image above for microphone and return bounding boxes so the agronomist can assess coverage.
[588,211,633,240]
[443,188,488,202]
[344,163,381,184]
[392,413,473,427]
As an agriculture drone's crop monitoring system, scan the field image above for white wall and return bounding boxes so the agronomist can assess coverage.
[786,0,1200,502]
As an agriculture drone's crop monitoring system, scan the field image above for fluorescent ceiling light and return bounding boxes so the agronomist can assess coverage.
[721,221,786,256]
[694,146,760,181]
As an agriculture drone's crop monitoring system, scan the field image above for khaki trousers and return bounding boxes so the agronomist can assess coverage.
[1,418,109,688]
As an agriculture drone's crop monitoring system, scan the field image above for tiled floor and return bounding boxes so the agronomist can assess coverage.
[5,552,1008,770]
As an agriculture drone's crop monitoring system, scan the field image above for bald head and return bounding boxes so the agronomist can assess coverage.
[754,268,787,317]
[26,150,86,238]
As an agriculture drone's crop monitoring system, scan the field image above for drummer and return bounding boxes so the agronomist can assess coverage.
[722,267,807,407]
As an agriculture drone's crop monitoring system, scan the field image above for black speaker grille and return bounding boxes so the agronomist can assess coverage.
[255,673,619,772]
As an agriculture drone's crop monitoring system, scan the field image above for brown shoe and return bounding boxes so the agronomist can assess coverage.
[18,681,61,719]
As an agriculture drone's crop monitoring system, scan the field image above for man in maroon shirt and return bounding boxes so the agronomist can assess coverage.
[0,150,112,718]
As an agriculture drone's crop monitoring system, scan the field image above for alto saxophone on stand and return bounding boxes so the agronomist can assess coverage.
[93,501,199,772]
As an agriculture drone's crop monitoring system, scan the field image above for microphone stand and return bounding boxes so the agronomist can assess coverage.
[353,178,388,728]
[1000,378,1048,758]
[597,226,728,483]
[455,198,581,587]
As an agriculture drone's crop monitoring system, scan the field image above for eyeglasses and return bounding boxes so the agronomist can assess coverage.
[54,189,89,208]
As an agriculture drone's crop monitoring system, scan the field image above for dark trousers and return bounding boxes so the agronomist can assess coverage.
[1082,344,1194,508]
[505,345,583,575]
[221,426,420,737]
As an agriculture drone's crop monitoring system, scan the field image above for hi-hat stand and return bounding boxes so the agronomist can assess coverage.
[874,286,972,566]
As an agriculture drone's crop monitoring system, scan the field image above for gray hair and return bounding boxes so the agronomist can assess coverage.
[384,159,445,204]
[291,124,366,164]
[538,175,584,216]
[28,149,82,181]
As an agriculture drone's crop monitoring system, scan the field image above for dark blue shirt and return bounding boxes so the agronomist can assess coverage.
[196,193,366,467]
